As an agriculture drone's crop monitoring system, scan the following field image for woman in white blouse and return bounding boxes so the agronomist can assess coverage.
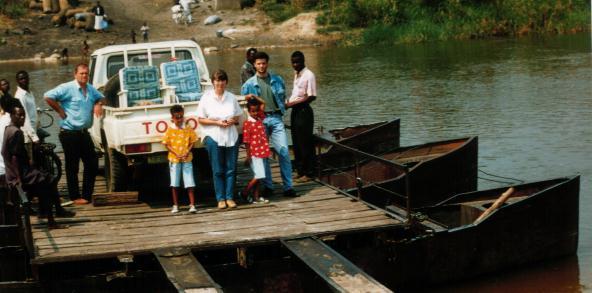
[197,69,243,209]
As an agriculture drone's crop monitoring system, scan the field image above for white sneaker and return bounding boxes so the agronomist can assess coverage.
[188,205,197,213]
[171,205,179,213]
[254,197,269,204]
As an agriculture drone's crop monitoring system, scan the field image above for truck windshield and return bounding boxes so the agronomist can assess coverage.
[106,50,192,79]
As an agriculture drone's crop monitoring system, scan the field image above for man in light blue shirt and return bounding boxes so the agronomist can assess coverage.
[45,63,106,205]
[241,51,297,198]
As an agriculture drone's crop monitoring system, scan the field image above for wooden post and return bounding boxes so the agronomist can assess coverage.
[474,187,515,224]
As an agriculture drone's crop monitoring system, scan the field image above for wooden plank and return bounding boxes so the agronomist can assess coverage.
[31,197,368,238]
[282,237,392,293]
[33,214,398,263]
[92,191,139,206]
[35,214,397,256]
[154,248,222,292]
[32,205,383,248]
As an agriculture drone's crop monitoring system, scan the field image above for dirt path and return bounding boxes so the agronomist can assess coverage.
[0,0,338,61]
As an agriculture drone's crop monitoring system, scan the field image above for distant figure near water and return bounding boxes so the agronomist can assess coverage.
[92,1,105,33]
[81,39,90,59]
[140,22,150,42]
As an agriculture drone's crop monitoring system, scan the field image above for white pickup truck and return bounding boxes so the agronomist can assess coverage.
[88,40,232,191]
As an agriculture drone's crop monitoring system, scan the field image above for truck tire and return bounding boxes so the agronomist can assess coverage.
[101,130,128,192]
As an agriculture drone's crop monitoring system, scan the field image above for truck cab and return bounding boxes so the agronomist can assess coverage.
[88,40,237,192]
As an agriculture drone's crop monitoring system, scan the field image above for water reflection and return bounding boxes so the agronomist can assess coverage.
[0,33,590,290]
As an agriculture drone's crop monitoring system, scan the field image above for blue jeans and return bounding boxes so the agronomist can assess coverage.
[204,136,238,202]
[262,114,293,191]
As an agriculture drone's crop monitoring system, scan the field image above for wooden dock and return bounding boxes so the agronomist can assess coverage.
[31,151,403,265]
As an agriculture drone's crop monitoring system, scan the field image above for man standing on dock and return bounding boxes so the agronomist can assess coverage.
[241,52,297,198]
[286,51,316,183]
[44,64,107,205]
[240,48,257,86]
[14,71,40,160]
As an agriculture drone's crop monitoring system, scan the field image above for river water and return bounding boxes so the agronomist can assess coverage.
[0,33,590,291]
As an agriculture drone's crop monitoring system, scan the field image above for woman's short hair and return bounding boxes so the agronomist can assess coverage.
[211,69,228,82]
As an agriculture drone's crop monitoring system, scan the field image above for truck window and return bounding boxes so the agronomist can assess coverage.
[106,55,124,79]
[106,50,193,79]
[89,55,97,85]
[151,50,192,68]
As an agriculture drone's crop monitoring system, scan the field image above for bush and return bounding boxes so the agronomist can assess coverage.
[316,0,590,44]
[241,0,256,8]
[0,0,27,19]
[259,0,298,22]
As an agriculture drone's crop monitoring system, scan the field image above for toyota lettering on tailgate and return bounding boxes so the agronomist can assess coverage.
[141,118,199,134]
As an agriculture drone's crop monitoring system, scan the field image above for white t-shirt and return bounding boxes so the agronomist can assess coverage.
[14,86,39,143]
[289,67,317,103]
[196,90,243,147]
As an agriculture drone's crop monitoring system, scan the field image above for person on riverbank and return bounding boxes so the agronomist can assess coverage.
[81,39,90,59]
[14,71,40,161]
[140,22,150,42]
[286,51,317,183]
[130,29,137,44]
[2,103,75,228]
[240,48,257,86]
[92,1,106,33]
[197,69,242,209]
[162,104,198,214]
[240,98,270,204]
[180,0,193,24]
[44,63,107,205]
[241,51,297,198]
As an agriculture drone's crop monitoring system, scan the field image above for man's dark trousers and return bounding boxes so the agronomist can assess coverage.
[290,103,315,177]
[59,129,98,200]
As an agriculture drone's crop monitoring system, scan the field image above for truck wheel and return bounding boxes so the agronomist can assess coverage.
[101,130,128,192]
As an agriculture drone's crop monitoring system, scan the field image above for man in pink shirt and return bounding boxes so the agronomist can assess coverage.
[286,51,317,183]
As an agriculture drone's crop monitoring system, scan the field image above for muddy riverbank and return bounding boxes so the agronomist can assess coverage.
[0,0,339,61]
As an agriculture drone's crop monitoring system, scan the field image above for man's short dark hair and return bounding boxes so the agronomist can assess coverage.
[291,51,304,61]
[211,69,228,82]
[247,98,261,110]
[253,52,269,62]
[246,47,257,57]
[170,104,184,115]
[74,63,89,73]
[16,70,28,79]
[2,96,23,114]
